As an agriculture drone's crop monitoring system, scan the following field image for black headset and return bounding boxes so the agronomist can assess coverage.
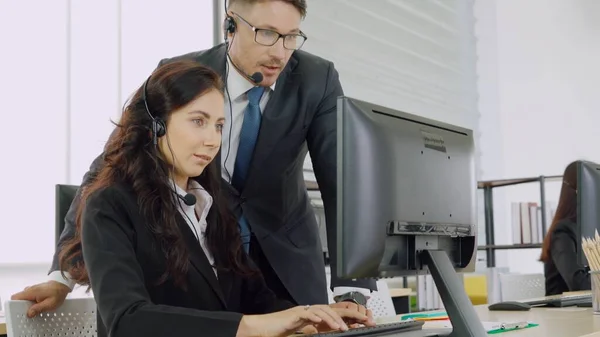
[141,75,198,209]
[142,76,166,145]
[224,12,236,40]
[221,1,263,181]
[222,0,236,181]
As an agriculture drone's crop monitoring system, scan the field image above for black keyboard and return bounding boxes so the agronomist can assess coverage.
[313,320,424,336]
[523,293,592,307]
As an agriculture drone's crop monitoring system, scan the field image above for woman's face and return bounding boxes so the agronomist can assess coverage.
[159,89,225,185]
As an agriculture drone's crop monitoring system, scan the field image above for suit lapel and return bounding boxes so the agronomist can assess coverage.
[217,269,233,305]
[175,214,227,308]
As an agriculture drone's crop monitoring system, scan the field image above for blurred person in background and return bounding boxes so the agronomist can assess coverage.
[540,161,591,296]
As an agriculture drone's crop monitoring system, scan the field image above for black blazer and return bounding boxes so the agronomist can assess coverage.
[81,183,293,337]
[544,219,591,296]
[52,43,377,305]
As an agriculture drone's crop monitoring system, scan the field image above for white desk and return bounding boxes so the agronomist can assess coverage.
[375,305,600,336]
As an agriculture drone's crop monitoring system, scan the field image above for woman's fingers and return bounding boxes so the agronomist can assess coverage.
[335,307,374,328]
[299,310,323,325]
[318,306,349,331]
[299,325,319,335]
[364,309,375,326]
[337,301,367,316]
[298,305,374,333]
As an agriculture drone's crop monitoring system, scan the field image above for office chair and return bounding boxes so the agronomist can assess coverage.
[5,298,97,336]
[55,184,79,246]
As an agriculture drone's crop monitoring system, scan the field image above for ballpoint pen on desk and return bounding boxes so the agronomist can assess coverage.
[486,321,538,334]
[500,322,529,330]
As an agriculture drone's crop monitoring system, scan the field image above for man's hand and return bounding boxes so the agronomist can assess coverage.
[11,281,70,317]
[329,302,375,329]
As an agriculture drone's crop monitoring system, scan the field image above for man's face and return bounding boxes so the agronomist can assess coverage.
[227,1,303,87]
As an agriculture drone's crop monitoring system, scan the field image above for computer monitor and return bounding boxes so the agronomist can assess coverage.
[336,96,484,337]
[577,160,600,266]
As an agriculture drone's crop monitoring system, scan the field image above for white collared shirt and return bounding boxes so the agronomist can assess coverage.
[172,179,216,276]
[220,58,275,183]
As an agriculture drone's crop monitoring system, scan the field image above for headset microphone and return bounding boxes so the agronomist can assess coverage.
[178,193,197,206]
[250,72,263,84]
[226,52,263,84]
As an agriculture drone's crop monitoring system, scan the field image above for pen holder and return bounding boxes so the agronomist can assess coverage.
[590,270,600,314]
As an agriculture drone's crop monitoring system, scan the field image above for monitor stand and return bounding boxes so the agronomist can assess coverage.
[420,249,487,337]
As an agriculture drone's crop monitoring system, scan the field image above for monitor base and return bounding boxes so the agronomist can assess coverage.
[420,249,487,337]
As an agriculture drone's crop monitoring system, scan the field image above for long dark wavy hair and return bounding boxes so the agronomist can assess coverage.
[540,161,579,262]
[59,60,256,288]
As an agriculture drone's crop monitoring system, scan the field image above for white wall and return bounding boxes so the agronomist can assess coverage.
[0,0,69,265]
[302,0,479,130]
[0,1,214,292]
[475,0,600,273]
[473,0,506,271]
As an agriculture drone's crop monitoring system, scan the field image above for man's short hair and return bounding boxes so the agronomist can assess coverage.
[228,0,307,18]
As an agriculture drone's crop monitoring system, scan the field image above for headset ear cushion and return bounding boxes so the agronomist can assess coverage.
[154,119,166,138]
[224,16,236,36]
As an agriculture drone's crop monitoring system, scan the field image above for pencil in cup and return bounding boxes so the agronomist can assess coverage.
[581,230,600,313]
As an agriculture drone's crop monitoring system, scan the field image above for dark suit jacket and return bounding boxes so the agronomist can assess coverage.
[82,182,293,337]
[544,219,591,296]
[51,43,377,305]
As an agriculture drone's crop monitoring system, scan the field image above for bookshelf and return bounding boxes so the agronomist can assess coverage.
[477,243,541,250]
[478,175,562,267]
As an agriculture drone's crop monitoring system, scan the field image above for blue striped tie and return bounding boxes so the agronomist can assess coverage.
[232,86,264,253]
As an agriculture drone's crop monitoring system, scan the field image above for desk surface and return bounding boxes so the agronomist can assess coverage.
[2,304,599,337]
[376,305,600,337]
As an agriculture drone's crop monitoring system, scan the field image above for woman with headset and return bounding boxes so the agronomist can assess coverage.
[540,161,591,296]
[58,60,374,337]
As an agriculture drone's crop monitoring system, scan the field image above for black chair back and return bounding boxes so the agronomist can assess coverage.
[55,184,79,245]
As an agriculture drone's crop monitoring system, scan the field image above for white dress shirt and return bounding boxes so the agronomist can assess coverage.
[220,59,274,183]
[172,180,216,276]
[49,180,216,288]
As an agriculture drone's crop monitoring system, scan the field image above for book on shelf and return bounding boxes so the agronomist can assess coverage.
[416,274,445,311]
[511,201,556,245]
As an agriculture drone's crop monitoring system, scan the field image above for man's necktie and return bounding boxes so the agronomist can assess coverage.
[232,86,265,253]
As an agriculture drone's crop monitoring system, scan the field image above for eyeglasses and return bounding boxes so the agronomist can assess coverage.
[232,12,307,50]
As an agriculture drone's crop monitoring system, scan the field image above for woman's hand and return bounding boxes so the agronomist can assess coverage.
[237,304,372,337]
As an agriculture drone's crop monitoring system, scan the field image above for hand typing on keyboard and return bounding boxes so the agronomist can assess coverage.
[238,303,375,336]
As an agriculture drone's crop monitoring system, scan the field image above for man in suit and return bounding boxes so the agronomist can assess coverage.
[13,0,377,316]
